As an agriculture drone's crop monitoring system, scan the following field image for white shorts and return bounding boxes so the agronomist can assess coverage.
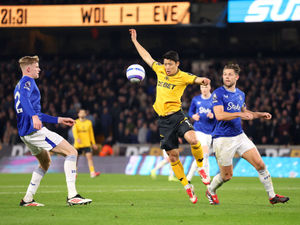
[213,132,256,166]
[20,127,64,156]
[195,131,212,147]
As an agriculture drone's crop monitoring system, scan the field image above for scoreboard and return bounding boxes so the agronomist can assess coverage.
[0,2,190,27]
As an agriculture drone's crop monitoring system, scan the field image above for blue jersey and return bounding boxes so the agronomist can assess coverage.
[14,76,58,136]
[188,94,216,134]
[212,86,245,138]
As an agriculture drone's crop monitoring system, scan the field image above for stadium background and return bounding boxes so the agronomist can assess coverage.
[0,0,299,178]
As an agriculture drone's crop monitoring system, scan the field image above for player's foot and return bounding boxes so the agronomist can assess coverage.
[90,171,101,178]
[198,169,210,185]
[150,169,157,179]
[269,194,289,204]
[186,184,198,204]
[206,190,219,205]
[67,194,92,206]
[20,199,45,207]
[168,176,178,182]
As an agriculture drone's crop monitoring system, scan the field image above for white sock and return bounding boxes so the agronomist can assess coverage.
[65,155,78,199]
[186,160,197,181]
[23,167,45,202]
[203,153,210,177]
[208,173,224,195]
[153,158,168,171]
[258,169,275,199]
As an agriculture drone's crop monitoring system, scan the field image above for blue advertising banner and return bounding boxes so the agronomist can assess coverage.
[228,0,300,23]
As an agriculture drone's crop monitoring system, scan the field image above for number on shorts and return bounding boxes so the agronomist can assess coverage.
[14,91,23,113]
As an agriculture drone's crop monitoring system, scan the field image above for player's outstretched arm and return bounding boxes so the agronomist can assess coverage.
[213,105,253,121]
[242,108,272,120]
[129,29,155,67]
[58,117,75,126]
[194,77,210,86]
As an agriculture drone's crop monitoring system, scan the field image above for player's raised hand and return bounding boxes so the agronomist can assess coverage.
[58,117,75,126]
[32,115,42,130]
[129,29,137,42]
[262,112,272,120]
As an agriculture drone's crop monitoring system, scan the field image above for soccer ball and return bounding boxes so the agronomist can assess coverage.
[126,64,145,83]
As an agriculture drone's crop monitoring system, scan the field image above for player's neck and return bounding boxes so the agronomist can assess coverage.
[223,85,236,92]
[22,74,34,79]
[201,93,211,99]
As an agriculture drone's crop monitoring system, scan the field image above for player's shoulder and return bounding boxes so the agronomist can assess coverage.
[236,88,245,95]
[19,76,34,91]
[213,86,225,95]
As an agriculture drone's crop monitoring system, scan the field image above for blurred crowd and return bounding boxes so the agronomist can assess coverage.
[0,57,299,147]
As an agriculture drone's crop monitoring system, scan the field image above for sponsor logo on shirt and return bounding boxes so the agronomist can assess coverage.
[227,102,241,111]
[198,107,211,114]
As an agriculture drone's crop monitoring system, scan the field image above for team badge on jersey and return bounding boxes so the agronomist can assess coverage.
[24,81,31,91]
[165,76,169,81]
[212,93,218,103]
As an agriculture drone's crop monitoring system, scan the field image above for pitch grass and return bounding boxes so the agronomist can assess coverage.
[0,174,299,225]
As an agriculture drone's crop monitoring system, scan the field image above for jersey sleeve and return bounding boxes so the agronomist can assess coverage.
[242,92,246,108]
[151,61,163,74]
[188,97,197,118]
[19,80,37,117]
[88,121,96,145]
[182,72,197,84]
[212,90,223,107]
[40,113,58,124]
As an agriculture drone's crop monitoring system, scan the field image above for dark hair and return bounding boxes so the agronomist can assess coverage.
[162,51,179,62]
[224,63,241,75]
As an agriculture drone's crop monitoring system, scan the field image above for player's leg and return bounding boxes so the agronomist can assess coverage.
[241,145,289,204]
[206,136,235,205]
[184,130,204,168]
[151,150,168,179]
[186,160,197,182]
[167,149,197,203]
[198,145,210,185]
[20,149,50,206]
[85,151,100,178]
[51,139,92,205]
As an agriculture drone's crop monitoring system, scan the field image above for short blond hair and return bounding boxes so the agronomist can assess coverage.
[19,55,39,70]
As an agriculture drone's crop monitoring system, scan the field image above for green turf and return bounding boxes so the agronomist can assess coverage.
[0,173,299,225]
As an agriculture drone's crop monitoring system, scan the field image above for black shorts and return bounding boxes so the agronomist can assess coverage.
[77,147,92,155]
[158,110,194,151]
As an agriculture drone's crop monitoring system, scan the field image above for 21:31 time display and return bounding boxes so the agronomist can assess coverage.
[1,8,27,25]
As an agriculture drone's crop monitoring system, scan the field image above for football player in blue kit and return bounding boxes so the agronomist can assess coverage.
[14,56,92,206]
[187,84,216,185]
[206,63,289,205]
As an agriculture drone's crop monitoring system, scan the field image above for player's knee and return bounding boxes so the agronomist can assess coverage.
[41,159,51,171]
[255,161,265,171]
[189,138,198,146]
[222,172,233,182]
[167,151,179,163]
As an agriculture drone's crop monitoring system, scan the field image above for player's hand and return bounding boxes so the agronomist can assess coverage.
[32,115,42,130]
[192,114,200,121]
[129,29,137,42]
[58,117,75,126]
[202,78,210,86]
[92,144,98,151]
[261,112,272,120]
[207,112,214,119]
[240,112,253,120]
